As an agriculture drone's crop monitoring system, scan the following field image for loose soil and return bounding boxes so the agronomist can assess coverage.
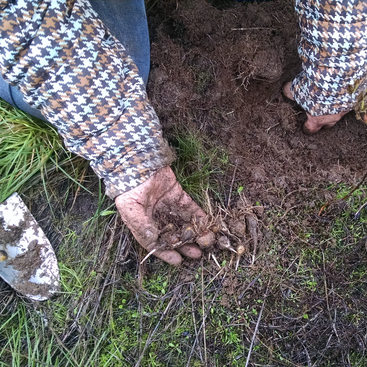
[148,0,367,207]
[1,1,366,366]
[146,0,367,364]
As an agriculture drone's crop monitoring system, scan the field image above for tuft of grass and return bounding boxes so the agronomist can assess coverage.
[0,100,69,202]
[170,129,229,205]
[1,99,367,366]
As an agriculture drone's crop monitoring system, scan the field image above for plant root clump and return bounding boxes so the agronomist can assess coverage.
[151,193,263,267]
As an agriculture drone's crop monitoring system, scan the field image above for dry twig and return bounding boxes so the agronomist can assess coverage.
[134,293,178,367]
[244,286,267,367]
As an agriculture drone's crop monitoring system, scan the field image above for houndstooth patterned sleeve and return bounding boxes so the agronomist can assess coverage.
[291,0,367,116]
[0,0,175,199]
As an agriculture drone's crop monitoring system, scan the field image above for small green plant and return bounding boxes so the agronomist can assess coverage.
[171,129,228,204]
[0,101,68,201]
[195,71,213,94]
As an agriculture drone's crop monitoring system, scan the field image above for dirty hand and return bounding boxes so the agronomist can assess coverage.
[282,82,348,134]
[115,166,207,265]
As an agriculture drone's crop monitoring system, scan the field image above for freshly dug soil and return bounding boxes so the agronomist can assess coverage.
[146,3,367,363]
[148,0,367,206]
[2,2,365,365]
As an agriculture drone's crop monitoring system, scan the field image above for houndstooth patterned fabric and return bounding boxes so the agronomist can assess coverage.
[291,0,367,116]
[0,0,174,198]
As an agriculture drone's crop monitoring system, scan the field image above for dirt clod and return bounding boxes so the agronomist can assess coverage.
[236,244,246,256]
[253,206,264,218]
[210,224,221,233]
[229,219,247,237]
[246,213,258,251]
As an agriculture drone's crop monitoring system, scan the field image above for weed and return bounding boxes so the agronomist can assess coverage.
[1,101,367,366]
[0,100,85,202]
[170,129,229,204]
[195,71,213,94]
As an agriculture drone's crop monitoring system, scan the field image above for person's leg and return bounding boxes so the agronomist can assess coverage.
[282,82,349,134]
[0,77,46,120]
[0,77,14,106]
[0,0,150,120]
[89,0,150,85]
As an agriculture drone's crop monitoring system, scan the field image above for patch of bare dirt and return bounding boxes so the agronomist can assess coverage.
[148,0,367,206]
[147,1,367,364]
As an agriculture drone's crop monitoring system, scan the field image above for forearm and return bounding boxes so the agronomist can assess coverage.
[0,0,174,197]
[291,0,367,116]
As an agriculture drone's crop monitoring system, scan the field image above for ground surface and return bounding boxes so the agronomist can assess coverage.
[148,0,366,203]
[145,1,367,365]
[0,0,366,366]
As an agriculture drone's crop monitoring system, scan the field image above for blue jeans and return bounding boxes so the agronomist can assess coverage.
[0,0,150,121]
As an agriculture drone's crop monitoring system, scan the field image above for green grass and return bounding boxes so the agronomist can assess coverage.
[171,129,229,205]
[0,100,367,366]
[0,100,75,202]
[0,197,120,366]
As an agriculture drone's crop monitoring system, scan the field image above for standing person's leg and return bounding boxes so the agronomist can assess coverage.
[0,0,150,120]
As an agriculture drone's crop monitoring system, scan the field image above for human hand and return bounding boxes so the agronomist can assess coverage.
[283,81,348,134]
[115,167,212,265]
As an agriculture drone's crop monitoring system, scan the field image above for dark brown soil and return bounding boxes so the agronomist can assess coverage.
[146,1,367,364]
[148,0,367,206]
[1,2,365,366]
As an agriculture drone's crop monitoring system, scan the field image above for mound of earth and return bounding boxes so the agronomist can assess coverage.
[148,0,367,206]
